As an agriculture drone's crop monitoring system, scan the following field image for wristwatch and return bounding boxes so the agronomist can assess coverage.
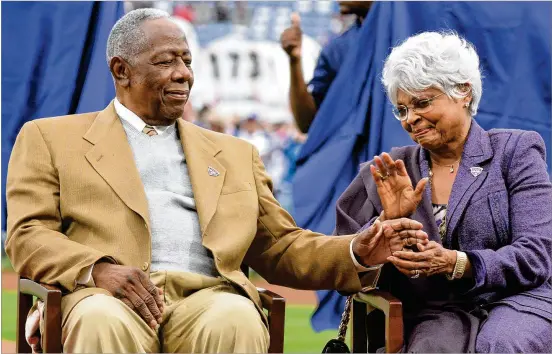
[447,251,468,280]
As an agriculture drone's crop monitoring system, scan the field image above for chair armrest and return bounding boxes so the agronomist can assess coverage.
[19,279,62,300]
[257,287,285,353]
[257,288,285,310]
[353,290,403,353]
[17,277,62,353]
[356,290,402,314]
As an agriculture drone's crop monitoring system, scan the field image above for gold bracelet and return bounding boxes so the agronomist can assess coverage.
[446,251,468,280]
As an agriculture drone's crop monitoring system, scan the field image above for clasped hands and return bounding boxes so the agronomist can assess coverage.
[353,152,457,278]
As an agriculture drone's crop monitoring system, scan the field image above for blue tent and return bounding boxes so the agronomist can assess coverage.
[1,1,124,231]
[291,1,551,331]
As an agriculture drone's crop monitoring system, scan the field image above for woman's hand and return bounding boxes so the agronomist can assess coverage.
[352,218,429,266]
[370,152,429,220]
[386,241,457,278]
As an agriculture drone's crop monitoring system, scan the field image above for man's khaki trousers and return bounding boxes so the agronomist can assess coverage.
[61,271,269,353]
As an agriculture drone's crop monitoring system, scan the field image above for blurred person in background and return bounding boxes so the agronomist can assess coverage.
[275,124,307,213]
[192,105,212,129]
[280,1,373,133]
[214,2,230,22]
[264,120,293,204]
[234,114,287,191]
[173,3,196,23]
[182,100,196,123]
[234,114,272,159]
[206,113,228,134]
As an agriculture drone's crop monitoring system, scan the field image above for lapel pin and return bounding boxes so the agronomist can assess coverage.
[208,166,220,177]
[470,167,483,177]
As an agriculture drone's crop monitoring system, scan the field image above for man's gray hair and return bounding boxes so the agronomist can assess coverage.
[106,8,170,65]
[382,31,482,116]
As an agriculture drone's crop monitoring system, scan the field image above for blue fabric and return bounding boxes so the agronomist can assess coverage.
[308,20,362,108]
[290,2,552,332]
[1,1,123,231]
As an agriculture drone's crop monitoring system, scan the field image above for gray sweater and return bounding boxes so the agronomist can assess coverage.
[121,119,218,277]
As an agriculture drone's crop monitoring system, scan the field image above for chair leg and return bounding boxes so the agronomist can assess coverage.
[385,306,403,353]
[351,298,368,353]
[17,288,33,353]
[42,290,62,353]
[267,299,285,353]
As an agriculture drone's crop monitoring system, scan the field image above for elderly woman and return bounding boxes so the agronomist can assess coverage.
[342,32,552,352]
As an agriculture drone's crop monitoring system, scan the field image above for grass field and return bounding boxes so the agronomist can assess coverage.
[2,291,17,342]
[1,290,344,353]
[1,257,13,272]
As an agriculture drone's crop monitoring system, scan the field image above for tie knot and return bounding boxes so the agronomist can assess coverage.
[142,125,158,136]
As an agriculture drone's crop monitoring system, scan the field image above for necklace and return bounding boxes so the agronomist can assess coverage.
[428,158,459,242]
[430,158,461,174]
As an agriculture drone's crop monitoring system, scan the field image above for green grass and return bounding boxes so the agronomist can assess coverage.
[2,256,14,272]
[2,290,17,342]
[283,305,347,353]
[1,290,343,352]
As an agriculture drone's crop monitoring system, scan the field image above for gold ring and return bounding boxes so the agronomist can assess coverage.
[376,170,389,181]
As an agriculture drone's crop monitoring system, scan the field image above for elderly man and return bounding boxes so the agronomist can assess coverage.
[6,9,427,353]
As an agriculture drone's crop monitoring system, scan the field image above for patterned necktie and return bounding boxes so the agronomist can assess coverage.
[142,125,158,136]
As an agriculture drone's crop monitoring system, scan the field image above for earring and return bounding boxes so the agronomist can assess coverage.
[464,103,469,108]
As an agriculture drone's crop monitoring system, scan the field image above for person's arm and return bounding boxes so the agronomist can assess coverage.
[5,121,114,291]
[243,145,396,292]
[465,132,552,294]
[242,145,429,291]
[281,13,318,133]
[243,146,363,291]
[289,58,318,133]
[288,50,319,134]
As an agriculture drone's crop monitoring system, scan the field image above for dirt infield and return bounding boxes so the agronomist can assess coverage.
[2,271,317,306]
[2,340,16,353]
[2,271,17,291]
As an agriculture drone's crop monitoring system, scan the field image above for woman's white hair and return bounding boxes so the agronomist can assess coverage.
[106,8,171,65]
[382,31,482,116]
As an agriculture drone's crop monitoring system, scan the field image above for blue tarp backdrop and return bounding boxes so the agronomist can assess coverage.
[1,1,124,230]
[291,1,552,331]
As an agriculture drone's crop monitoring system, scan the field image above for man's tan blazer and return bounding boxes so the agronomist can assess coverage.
[6,101,369,322]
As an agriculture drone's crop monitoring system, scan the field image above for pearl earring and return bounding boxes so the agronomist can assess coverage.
[464,103,469,108]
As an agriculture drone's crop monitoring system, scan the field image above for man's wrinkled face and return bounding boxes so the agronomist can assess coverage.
[126,18,194,124]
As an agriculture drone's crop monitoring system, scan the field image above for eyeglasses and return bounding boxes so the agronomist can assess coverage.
[392,92,446,121]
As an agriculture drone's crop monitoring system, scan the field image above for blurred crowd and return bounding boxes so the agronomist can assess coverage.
[183,103,307,213]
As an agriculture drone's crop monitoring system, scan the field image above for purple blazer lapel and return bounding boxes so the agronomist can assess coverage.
[444,121,493,245]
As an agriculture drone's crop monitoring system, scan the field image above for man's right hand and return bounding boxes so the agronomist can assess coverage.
[280,13,302,61]
[92,263,164,329]
[352,218,429,266]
